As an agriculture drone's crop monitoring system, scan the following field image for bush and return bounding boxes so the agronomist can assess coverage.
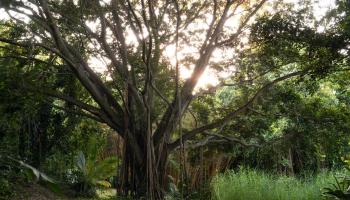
[212,168,334,200]
[69,136,119,197]
[322,168,350,199]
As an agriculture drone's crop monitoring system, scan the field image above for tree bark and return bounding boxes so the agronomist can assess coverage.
[118,130,169,199]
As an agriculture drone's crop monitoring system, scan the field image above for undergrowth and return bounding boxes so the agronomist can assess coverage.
[212,168,336,200]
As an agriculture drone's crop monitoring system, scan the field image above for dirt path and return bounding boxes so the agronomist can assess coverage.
[14,183,69,200]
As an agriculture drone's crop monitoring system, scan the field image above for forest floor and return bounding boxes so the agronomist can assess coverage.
[12,183,116,200]
[14,183,66,200]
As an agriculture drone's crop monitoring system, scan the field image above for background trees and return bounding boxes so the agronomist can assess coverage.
[0,0,349,199]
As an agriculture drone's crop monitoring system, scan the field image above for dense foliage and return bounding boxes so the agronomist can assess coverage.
[0,0,350,199]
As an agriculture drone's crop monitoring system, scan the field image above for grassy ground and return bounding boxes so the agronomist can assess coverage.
[9,170,339,200]
[211,169,336,200]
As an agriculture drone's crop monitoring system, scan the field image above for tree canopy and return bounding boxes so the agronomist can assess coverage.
[1,0,350,199]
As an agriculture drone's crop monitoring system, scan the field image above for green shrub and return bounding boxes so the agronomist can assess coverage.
[71,137,119,197]
[0,177,12,200]
[74,151,118,193]
[322,168,350,199]
[212,168,334,200]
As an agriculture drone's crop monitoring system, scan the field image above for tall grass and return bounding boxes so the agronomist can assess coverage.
[212,168,335,200]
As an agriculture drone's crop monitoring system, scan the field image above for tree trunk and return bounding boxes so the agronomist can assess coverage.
[288,148,294,176]
[18,126,27,159]
[117,132,169,199]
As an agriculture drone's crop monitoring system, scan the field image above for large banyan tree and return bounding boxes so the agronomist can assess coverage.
[0,0,347,199]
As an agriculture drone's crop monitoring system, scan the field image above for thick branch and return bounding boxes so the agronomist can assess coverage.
[218,0,267,46]
[169,70,305,150]
[51,104,104,123]
[153,0,235,147]
[39,88,123,134]
[36,0,126,133]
